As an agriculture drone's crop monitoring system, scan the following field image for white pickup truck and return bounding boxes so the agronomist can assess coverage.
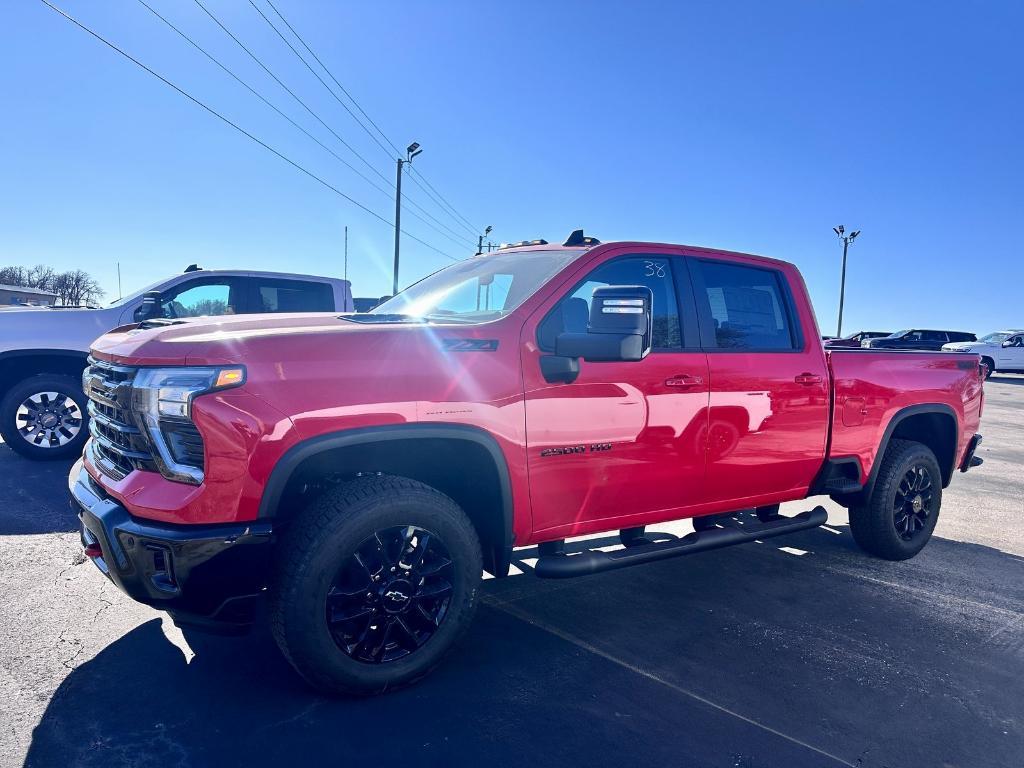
[0,267,352,460]
[943,330,1024,378]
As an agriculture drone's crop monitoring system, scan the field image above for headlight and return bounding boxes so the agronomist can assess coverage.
[130,366,245,484]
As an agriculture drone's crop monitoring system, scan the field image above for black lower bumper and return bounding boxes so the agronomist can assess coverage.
[69,459,274,629]
[960,433,984,472]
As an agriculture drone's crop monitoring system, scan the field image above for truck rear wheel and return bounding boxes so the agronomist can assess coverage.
[0,374,88,460]
[270,475,482,696]
[848,439,942,561]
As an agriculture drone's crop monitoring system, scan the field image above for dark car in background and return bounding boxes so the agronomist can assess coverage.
[861,329,976,351]
[825,331,892,348]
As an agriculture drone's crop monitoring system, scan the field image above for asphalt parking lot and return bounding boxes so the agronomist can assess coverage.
[1,377,1022,768]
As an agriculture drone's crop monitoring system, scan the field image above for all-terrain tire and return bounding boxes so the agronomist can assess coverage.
[270,475,482,696]
[0,374,89,460]
[848,439,942,561]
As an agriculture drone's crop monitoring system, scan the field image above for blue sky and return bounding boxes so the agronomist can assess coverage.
[2,1,1021,335]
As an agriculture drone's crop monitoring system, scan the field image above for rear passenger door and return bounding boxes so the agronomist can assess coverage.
[247,277,335,313]
[689,256,830,504]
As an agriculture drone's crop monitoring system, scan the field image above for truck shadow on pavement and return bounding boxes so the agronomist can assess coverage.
[0,443,77,535]
[24,524,1024,768]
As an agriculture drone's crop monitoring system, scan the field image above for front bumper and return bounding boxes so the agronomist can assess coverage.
[69,459,274,628]
[960,433,984,472]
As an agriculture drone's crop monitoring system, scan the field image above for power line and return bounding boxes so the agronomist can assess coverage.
[407,165,480,235]
[247,0,478,246]
[37,0,460,263]
[264,0,401,157]
[192,0,392,190]
[136,0,387,198]
[136,0,472,250]
[256,0,481,238]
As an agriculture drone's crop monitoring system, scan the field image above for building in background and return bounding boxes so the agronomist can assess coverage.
[0,284,57,306]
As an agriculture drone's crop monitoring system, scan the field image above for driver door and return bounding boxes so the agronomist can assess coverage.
[521,250,709,539]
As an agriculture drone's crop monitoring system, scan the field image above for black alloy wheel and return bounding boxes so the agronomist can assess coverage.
[327,525,453,664]
[893,464,934,541]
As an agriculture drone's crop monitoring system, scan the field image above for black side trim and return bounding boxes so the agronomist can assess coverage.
[258,424,515,575]
[867,404,959,494]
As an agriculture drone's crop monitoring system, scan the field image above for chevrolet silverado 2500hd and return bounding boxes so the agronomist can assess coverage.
[69,232,985,695]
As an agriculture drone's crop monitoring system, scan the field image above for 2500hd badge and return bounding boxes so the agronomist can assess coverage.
[540,443,613,457]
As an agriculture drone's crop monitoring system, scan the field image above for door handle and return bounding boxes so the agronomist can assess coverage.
[794,373,823,386]
[665,374,704,388]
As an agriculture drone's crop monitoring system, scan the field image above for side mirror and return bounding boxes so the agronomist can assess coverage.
[555,285,653,362]
[134,291,162,322]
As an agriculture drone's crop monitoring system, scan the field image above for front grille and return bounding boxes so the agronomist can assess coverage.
[83,357,156,479]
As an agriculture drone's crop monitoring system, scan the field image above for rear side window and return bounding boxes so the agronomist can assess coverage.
[694,261,798,350]
[256,279,333,313]
[922,331,948,342]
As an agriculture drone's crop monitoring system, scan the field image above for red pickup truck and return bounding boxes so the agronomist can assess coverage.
[70,232,985,695]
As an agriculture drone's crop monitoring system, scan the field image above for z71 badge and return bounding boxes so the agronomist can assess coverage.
[540,443,612,457]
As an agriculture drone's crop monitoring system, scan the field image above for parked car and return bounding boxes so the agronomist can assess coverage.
[824,330,892,348]
[943,330,1024,378]
[0,267,352,460]
[70,231,984,695]
[861,329,976,351]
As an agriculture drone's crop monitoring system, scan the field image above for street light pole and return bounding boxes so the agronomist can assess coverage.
[392,142,422,296]
[477,225,492,255]
[833,225,861,338]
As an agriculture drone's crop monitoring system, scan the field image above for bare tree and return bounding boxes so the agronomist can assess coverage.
[0,266,27,286]
[1,264,105,305]
[51,270,105,306]
[26,264,56,292]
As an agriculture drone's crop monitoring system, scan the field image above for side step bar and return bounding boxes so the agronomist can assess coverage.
[534,506,828,579]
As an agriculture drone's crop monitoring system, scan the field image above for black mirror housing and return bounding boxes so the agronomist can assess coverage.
[554,285,653,362]
[134,290,162,322]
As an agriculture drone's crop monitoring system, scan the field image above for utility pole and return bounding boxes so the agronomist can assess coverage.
[477,225,493,255]
[392,141,423,296]
[343,225,348,284]
[117,262,122,300]
[833,225,861,337]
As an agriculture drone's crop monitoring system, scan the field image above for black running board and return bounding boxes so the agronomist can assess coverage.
[533,506,828,579]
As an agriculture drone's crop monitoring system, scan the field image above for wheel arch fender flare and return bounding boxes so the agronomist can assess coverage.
[867,403,959,495]
[257,423,515,575]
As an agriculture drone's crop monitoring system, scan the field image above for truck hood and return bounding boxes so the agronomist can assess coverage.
[942,342,987,352]
[0,305,121,355]
[90,313,452,366]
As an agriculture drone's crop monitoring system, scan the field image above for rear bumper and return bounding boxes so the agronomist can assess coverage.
[960,433,984,472]
[69,459,274,628]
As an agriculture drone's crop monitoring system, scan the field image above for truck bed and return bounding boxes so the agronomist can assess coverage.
[825,348,984,485]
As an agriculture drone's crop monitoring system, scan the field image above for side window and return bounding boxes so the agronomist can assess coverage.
[695,261,797,350]
[160,281,236,318]
[922,331,947,342]
[905,331,924,341]
[256,279,333,313]
[539,256,682,350]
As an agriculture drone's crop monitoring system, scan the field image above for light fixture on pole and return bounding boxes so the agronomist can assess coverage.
[833,225,861,338]
[392,142,423,296]
[477,225,492,255]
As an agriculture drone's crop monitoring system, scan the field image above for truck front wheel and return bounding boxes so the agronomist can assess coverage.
[848,439,942,561]
[0,374,89,460]
[270,475,483,696]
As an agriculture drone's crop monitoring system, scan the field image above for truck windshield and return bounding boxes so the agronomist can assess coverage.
[979,332,1011,343]
[372,249,580,324]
